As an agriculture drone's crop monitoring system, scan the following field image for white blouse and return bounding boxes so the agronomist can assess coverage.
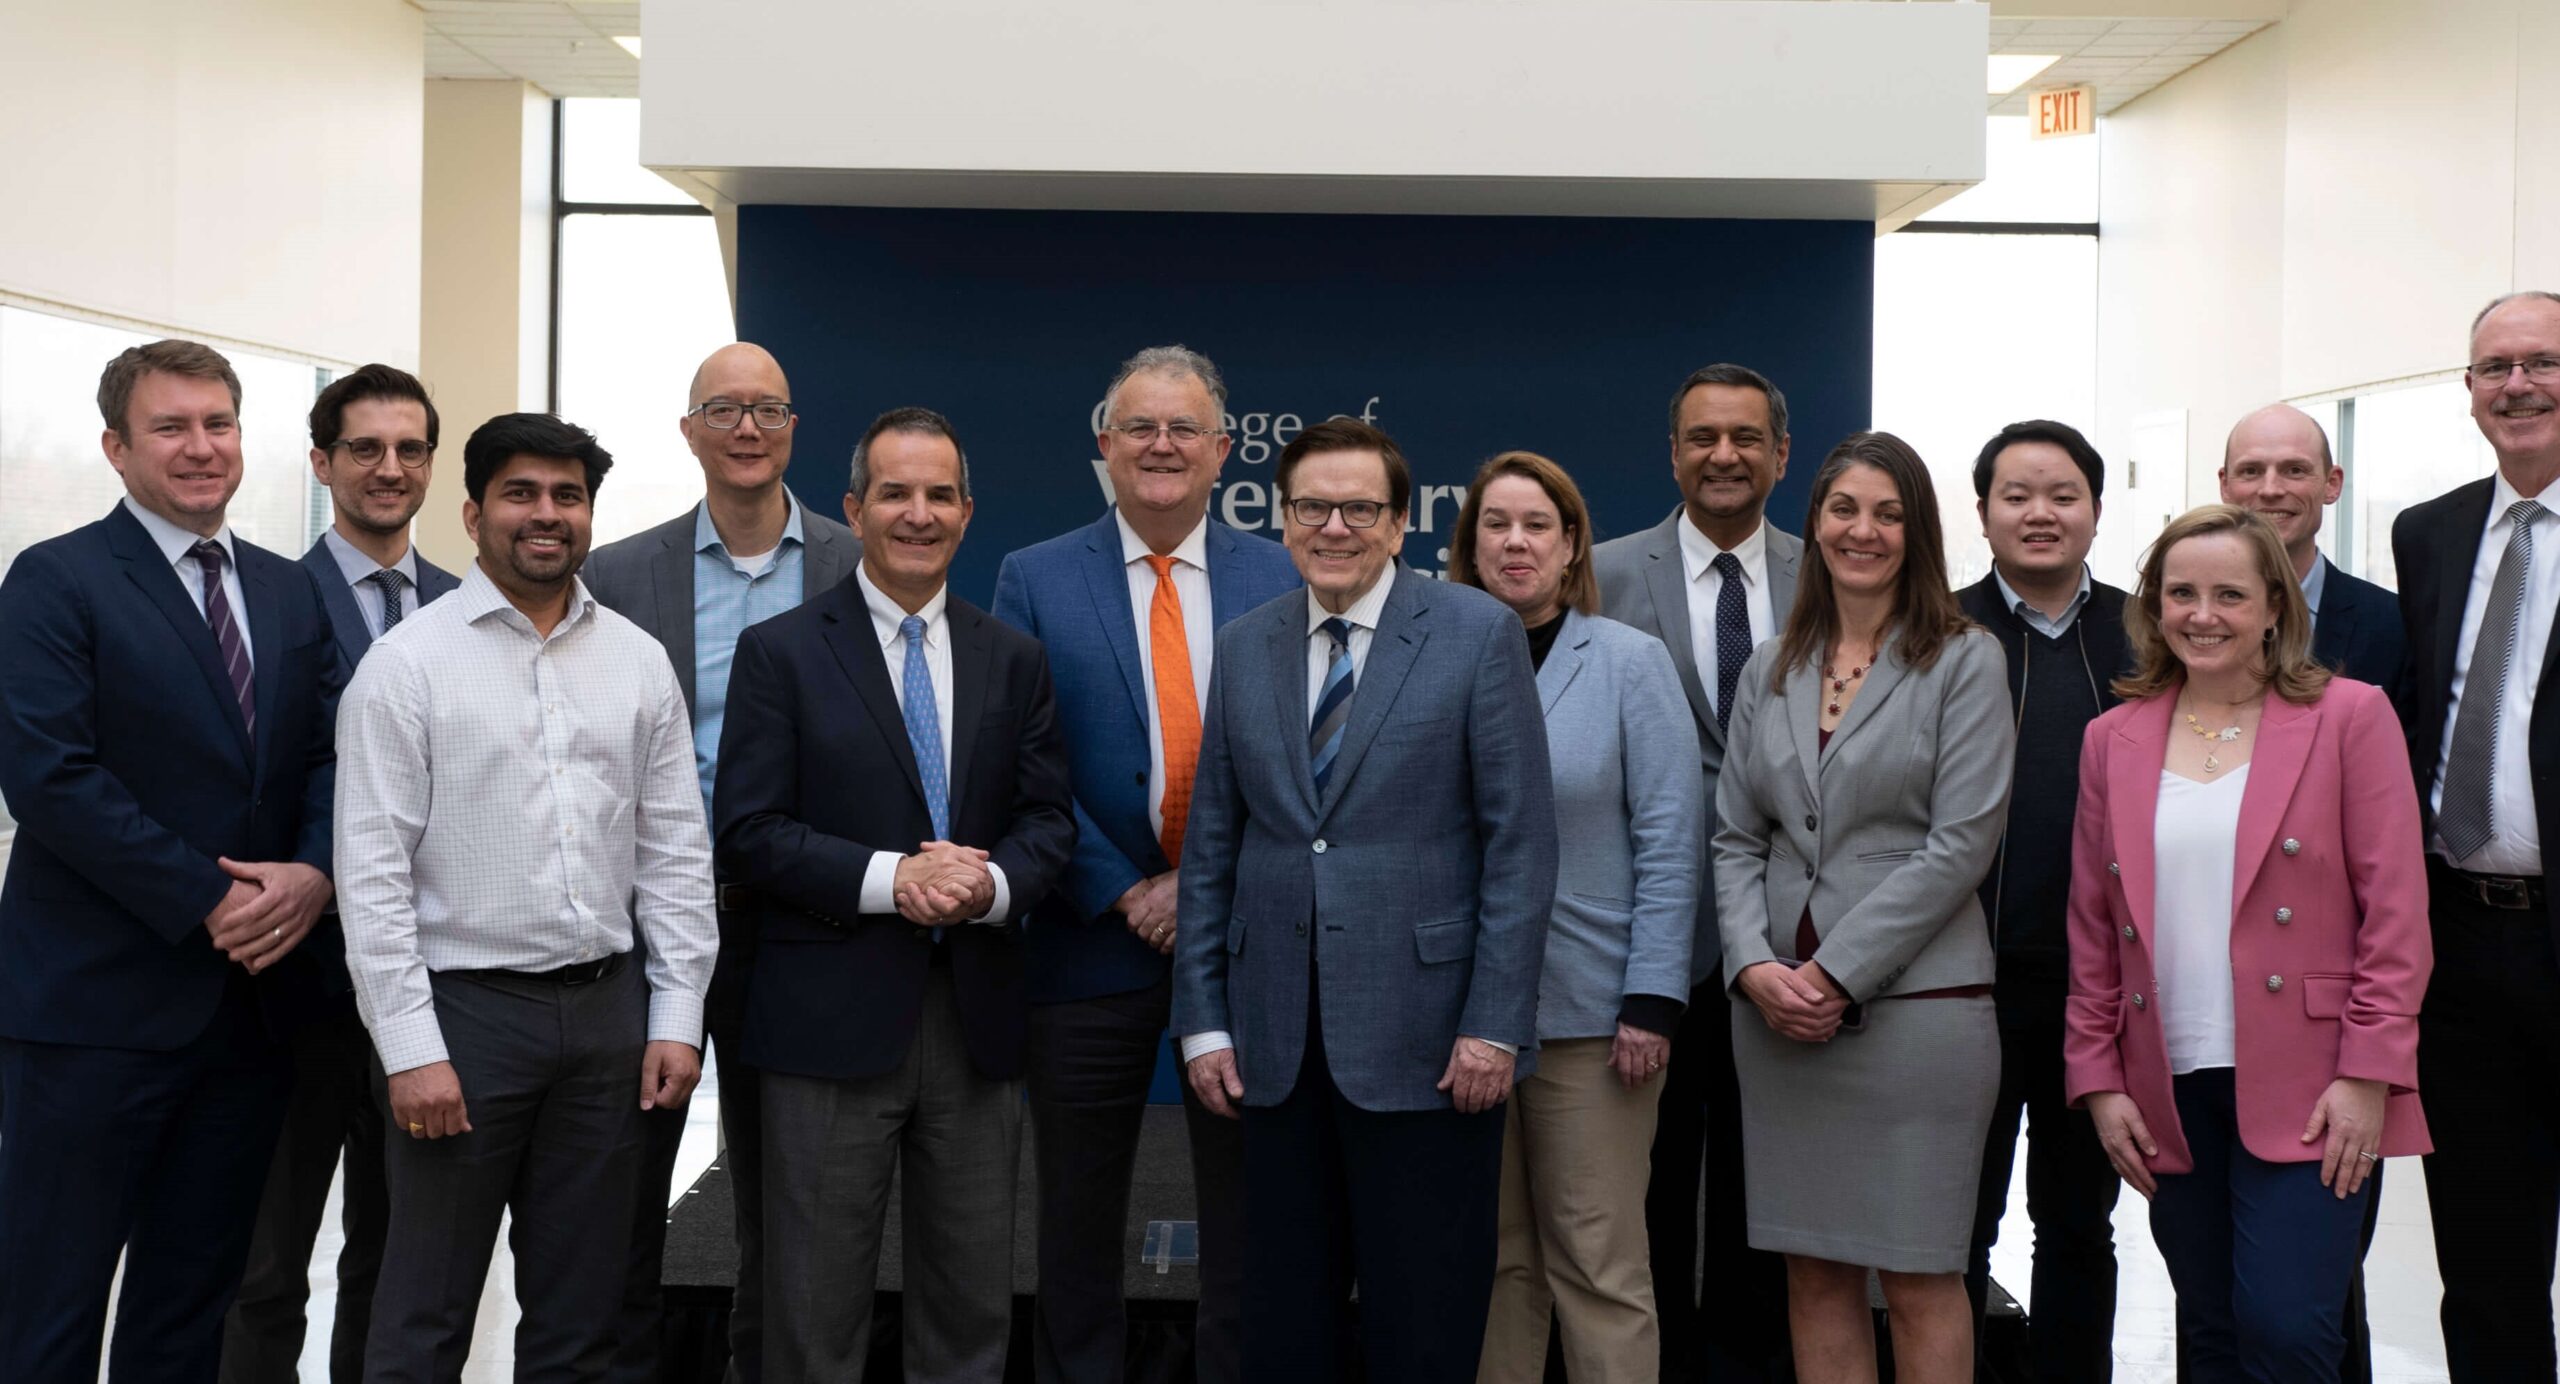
[2153,766,2250,1075]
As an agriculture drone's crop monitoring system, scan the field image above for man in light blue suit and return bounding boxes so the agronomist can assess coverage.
[1173,418,1558,1383]
[992,346,1298,1384]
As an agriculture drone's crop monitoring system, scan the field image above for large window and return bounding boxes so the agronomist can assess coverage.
[2314,375,2496,590]
[553,99,734,547]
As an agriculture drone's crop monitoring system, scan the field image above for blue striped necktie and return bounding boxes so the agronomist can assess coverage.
[1310,617,1355,792]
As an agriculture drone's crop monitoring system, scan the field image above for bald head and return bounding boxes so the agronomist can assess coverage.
[2219,403,2339,577]
[681,342,796,501]
[688,342,789,409]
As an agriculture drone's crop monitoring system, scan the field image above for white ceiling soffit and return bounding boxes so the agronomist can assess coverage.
[420,0,639,98]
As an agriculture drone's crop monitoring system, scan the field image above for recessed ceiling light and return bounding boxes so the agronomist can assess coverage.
[1987,54,2061,95]
[612,34,643,59]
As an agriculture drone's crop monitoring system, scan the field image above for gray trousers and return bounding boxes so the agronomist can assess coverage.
[365,961,649,1384]
[762,967,1022,1384]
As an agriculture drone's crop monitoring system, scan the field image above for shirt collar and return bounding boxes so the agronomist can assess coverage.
[321,526,419,588]
[1677,509,1766,585]
[2490,470,2549,533]
[123,495,237,568]
[454,560,597,638]
[856,564,948,647]
[1306,564,1397,636]
[1115,508,1211,572]
[693,491,807,559]
[2298,552,2329,616]
[1992,563,2092,624]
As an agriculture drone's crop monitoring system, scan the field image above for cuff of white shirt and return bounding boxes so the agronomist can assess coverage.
[647,989,706,1051]
[860,851,901,914]
[1179,1031,1234,1063]
[972,862,1011,925]
[1471,1037,1519,1056]
[372,1010,451,1077]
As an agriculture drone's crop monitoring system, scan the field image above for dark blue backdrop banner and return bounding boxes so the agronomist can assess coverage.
[735,205,1872,607]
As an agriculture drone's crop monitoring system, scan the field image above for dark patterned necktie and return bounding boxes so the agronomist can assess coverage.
[1712,552,1749,734]
[1310,618,1356,792]
[366,569,405,634]
[190,540,256,740]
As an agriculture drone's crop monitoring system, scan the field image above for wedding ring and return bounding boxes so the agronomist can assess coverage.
[271,927,281,942]
[2357,1151,2379,1162]
[408,1122,425,1135]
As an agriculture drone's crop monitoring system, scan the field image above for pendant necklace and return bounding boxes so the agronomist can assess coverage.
[1821,657,1870,717]
[2181,702,2247,773]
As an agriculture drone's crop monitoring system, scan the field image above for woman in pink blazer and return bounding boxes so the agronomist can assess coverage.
[2063,504,2430,1383]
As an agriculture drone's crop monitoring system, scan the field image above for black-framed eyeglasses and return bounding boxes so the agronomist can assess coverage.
[1285,498,1389,529]
[2469,356,2560,388]
[690,401,795,430]
[1109,419,1222,446]
[330,437,434,468]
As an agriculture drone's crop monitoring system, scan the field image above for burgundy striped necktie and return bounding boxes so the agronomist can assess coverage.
[189,540,256,742]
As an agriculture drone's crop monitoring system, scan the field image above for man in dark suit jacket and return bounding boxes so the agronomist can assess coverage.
[220,364,460,1384]
[716,407,1074,1383]
[1173,418,1556,1382]
[0,340,343,1383]
[582,342,859,1384]
[2396,291,2560,1381]
[992,346,1299,1384]
[1589,364,1800,1383]
[2222,403,2408,693]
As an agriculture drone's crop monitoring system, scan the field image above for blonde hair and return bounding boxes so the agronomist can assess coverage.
[2115,504,2331,704]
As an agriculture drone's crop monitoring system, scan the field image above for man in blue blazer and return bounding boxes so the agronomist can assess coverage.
[222,364,460,1384]
[1173,418,1557,1383]
[0,340,344,1383]
[993,346,1299,1384]
[2221,404,2408,692]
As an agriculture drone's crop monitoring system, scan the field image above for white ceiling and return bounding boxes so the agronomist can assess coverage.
[1987,15,2271,116]
[419,0,640,99]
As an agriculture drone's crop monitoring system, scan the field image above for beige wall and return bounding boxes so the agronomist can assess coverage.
[416,81,554,570]
[0,0,421,369]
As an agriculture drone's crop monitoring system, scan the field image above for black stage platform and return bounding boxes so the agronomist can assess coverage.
[656,1105,2029,1382]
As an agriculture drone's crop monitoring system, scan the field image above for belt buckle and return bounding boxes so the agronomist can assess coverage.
[2479,874,2536,911]
[560,957,611,986]
[717,883,746,913]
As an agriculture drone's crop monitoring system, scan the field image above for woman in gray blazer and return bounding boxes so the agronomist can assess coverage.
[1452,451,1703,1384]
[1713,432,2013,1384]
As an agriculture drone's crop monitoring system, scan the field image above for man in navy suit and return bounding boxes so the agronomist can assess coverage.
[1172,418,1557,1382]
[993,346,1299,1384]
[2221,403,2407,691]
[0,339,344,1383]
[219,363,460,1384]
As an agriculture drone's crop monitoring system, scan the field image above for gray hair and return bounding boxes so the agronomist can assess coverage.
[2471,291,2560,343]
[1667,362,1788,442]
[1102,344,1228,424]
[849,406,971,501]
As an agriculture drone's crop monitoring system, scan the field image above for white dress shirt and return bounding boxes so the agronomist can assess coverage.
[1677,512,1775,719]
[334,564,717,1075]
[850,567,1013,924]
[1119,510,1214,842]
[2154,767,2248,1074]
[320,527,421,639]
[2430,475,2558,875]
[123,496,254,662]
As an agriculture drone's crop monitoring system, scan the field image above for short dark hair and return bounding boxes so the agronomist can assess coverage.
[97,339,242,439]
[461,413,613,502]
[1275,417,1412,516]
[1668,363,1788,441]
[311,363,440,454]
[1971,419,2105,502]
[849,407,971,500]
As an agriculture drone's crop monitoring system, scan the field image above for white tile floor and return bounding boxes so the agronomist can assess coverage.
[111,1079,2544,1382]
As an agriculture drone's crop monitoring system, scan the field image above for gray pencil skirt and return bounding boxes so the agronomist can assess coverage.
[1730,991,2001,1273]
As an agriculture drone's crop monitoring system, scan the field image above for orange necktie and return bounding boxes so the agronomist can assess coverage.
[1145,555,1203,866]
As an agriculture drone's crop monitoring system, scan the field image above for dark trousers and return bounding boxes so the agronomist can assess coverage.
[0,983,291,1384]
[1646,978,1792,1384]
[1965,1012,2120,1382]
[1026,976,1244,1384]
[221,1006,391,1384]
[2419,875,2560,1382]
[611,1022,763,1384]
[365,961,649,1384]
[2149,1069,2368,1383]
[1239,994,1504,1384]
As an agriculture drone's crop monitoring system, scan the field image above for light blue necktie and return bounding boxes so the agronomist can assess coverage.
[900,614,950,839]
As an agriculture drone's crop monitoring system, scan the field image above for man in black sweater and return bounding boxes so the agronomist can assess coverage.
[1957,420,2133,1382]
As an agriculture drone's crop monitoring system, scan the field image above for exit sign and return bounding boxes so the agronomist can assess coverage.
[2031,85,2095,139]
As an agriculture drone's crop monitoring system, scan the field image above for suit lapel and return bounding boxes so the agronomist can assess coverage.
[306,552,371,670]
[1317,573,1428,820]
[1268,601,1317,814]
[109,511,251,761]
[652,526,697,713]
[2232,694,2317,908]
[1537,610,1589,718]
[2431,482,2495,709]
[1083,514,1150,720]
[2312,565,2357,672]
[1206,522,1254,627]
[945,601,993,805]
[1766,529,1802,624]
[2108,696,2174,943]
[820,592,929,810]
[243,559,284,779]
[1638,515,1713,738]
[1819,639,1908,772]
[1788,659,1823,801]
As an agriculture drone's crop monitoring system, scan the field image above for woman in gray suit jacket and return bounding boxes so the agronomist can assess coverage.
[1713,432,2013,1384]
[1452,452,1703,1384]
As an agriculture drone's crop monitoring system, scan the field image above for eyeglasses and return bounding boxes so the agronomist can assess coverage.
[1109,420,1222,446]
[331,437,434,468]
[690,401,794,430]
[2469,356,2560,388]
[1285,498,1389,529]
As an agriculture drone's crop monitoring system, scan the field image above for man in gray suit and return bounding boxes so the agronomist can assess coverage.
[582,342,859,1384]
[1591,362,1802,1384]
[1173,417,1558,1382]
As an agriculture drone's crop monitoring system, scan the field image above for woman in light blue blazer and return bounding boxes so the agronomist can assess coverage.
[1452,451,1703,1384]
[1714,432,2012,1384]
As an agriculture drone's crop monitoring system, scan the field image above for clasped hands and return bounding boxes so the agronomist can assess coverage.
[893,840,994,927]
[201,857,332,974]
[1737,959,1850,1043]
[1117,869,1179,956]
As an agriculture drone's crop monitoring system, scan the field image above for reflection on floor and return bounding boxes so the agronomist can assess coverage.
[124,1065,2548,1383]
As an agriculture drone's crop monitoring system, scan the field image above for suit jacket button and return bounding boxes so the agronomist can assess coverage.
[2266,974,2284,992]
[1803,863,1814,881]
[2275,907,2294,924]
[1312,839,1327,854]
[1296,922,1307,936]
[1134,771,1147,787]
[2131,992,2146,1008]
[1804,813,1817,831]
[2108,861,2121,876]
[2282,838,2301,856]
[2121,924,2136,939]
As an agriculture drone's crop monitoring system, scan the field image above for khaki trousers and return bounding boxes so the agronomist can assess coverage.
[1478,1035,1666,1384]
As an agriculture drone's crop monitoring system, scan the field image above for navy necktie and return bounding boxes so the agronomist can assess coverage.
[190,540,256,741]
[1711,552,1749,734]
[1310,618,1356,792]
[366,569,406,635]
